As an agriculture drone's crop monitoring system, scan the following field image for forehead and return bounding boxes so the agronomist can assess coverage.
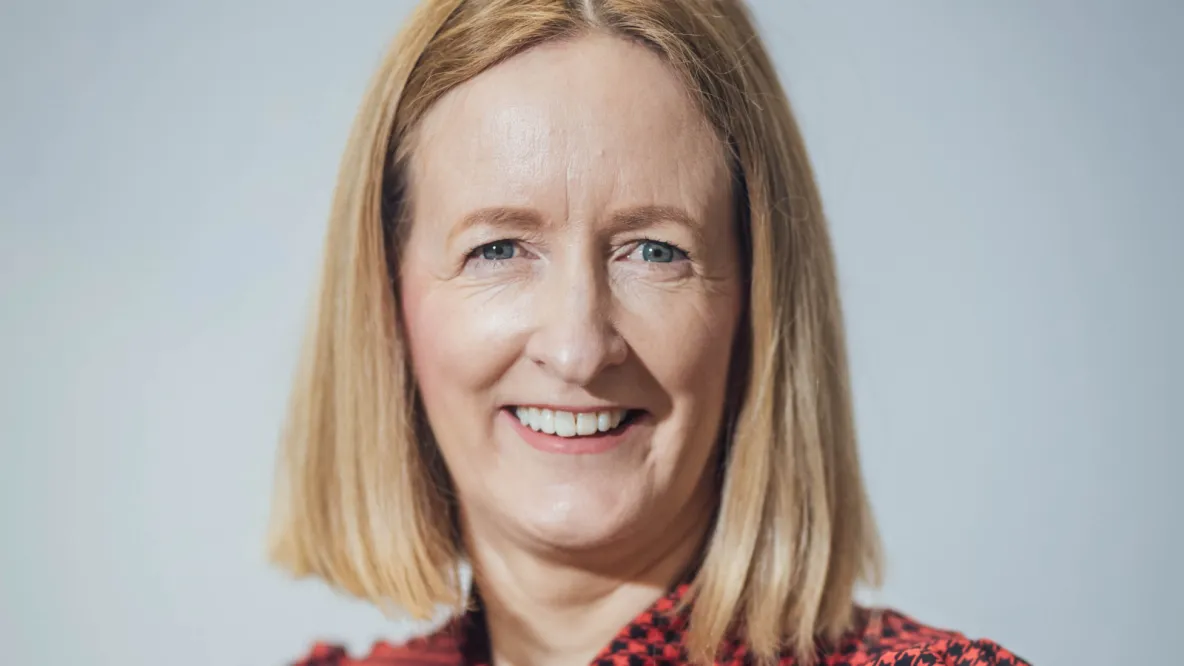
[408,33,729,219]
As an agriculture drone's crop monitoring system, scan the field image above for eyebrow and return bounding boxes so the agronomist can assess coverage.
[447,207,546,246]
[447,204,705,245]
[609,205,706,247]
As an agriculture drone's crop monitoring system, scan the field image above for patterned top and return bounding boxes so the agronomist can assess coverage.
[294,584,1029,665]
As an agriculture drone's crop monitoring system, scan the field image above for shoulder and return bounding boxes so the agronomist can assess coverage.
[290,628,462,666]
[818,608,1030,666]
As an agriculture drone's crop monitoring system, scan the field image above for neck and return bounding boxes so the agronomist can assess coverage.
[462,488,713,666]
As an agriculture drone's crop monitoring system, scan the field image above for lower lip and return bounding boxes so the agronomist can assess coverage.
[502,408,640,455]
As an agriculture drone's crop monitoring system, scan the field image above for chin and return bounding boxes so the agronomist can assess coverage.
[505,484,648,553]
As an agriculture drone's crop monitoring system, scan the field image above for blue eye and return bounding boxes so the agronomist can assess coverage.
[639,240,684,263]
[479,241,517,260]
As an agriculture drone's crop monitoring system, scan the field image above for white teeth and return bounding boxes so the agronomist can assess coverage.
[539,409,555,434]
[597,411,612,432]
[574,413,596,435]
[553,411,576,437]
[513,407,630,438]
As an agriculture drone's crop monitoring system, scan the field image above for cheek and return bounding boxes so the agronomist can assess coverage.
[399,267,529,415]
[622,282,742,411]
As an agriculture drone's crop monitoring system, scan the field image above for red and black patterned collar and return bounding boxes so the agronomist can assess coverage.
[455,583,727,666]
[297,583,1032,666]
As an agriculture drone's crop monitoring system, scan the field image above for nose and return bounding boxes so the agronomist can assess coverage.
[524,255,628,386]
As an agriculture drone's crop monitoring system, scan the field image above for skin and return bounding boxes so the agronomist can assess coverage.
[399,33,742,666]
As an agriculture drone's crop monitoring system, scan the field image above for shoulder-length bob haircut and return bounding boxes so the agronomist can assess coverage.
[269,0,881,663]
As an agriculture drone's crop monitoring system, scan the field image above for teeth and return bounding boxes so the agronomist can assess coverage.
[538,409,555,434]
[596,411,612,431]
[513,407,628,438]
[554,410,576,437]
[575,413,597,435]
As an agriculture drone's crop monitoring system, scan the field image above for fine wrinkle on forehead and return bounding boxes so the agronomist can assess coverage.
[407,33,729,235]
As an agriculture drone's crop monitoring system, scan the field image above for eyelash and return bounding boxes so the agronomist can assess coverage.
[465,240,523,262]
[464,238,691,263]
[634,239,691,262]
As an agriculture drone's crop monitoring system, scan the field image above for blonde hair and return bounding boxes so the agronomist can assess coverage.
[268,0,882,663]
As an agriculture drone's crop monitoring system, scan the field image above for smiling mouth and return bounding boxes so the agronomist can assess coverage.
[506,406,644,438]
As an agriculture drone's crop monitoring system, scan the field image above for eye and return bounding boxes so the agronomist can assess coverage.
[637,240,686,263]
[477,241,517,261]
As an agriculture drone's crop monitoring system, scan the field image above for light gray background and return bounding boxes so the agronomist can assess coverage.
[1,1,1180,664]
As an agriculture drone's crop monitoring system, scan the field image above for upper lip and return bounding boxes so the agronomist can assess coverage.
[506,403,641,412]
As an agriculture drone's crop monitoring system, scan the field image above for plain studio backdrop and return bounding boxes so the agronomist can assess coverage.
[1,1,1181,664]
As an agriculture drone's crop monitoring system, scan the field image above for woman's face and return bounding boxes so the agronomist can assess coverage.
[400,34,742,555]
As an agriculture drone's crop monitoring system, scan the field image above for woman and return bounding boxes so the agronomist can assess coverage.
[269,1,1029,664]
